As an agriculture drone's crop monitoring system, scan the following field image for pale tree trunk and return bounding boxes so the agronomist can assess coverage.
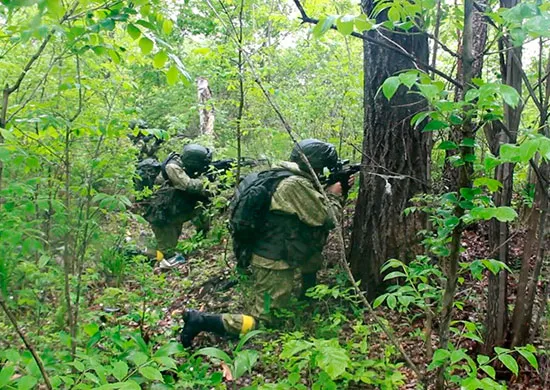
[197,77,215,137]
[483,0,522,353]
[349,0,429,299]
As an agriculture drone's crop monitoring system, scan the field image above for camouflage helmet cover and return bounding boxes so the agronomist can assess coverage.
[180,144,213,176]
[289,139,338,172]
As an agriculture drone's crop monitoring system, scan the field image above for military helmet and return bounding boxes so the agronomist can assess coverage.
[181,144,213,176]
[290,139,338,173]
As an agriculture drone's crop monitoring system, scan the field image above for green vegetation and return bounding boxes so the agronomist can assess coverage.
[0,0,549,389]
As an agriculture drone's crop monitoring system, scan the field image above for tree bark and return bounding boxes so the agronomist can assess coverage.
[349,1,429,299]
[197,77,216,137]
[483,0,522,353]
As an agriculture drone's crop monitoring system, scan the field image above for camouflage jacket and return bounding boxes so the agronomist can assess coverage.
[144,156,210,225]
[252,161,343,269]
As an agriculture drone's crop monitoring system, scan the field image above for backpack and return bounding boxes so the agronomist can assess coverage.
[229,169,294,268]
[135,158,161,191]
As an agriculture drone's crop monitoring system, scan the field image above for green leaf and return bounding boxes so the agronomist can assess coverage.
[127,24,141,40]
[484,155,501,171]
[480,365,496,379]
[500,143,522,162]
[382,76,400,100]
[477,354,490,365]
[17,376,37,390]
[399,72,417,88]
[498,354,519,376]
[0,365,15,387]
[139,37,154,55]
[166,66,179,85]
[112,361,128,381]
[128,351,148,366]
[154,342,183,357]
[438,141,458,150]
[516,349,538,370]
[315,341,350,380]
[236,330,264,352]
[386,294,397,309]
[473,177,503,192]
[494,207,517,222]
[194,347,232,364]
[153,51,168,69]
[154,356,177,370]
[372,293,388,308]
[428,349,450,370]
[84,323,100,336]
[423,120,449,132]
[335,15,354,35]
[354,14,372,31]
[499,84,520,107]
[449,114,463,125]
[162,19,173,35]
[138,366,164,382]
[280,340,312,359]
[312,15,336,38]
[387,6,400,22]
[383,271,407,281]
[519,139,539,162]
[450,349,468,364]
[233,350,259,379]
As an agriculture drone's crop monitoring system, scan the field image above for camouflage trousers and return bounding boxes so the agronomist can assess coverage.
[150,211,210,260]
[221,253,323,335]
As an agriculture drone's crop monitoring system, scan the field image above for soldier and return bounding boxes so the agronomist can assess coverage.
[143,144,213,268]
[128,119,164,160]
[180,139,355,347]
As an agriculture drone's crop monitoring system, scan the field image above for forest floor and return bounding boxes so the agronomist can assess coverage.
[91,209,548,389]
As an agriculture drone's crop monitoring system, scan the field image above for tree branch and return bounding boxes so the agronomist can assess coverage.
[292,0,463,89]
[0,295,53,389]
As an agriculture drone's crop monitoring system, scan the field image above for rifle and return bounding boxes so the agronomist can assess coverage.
[207,157,268,181]
[322,159,361,197]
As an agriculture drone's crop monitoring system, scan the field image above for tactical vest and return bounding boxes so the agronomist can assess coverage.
[252,212,330,266]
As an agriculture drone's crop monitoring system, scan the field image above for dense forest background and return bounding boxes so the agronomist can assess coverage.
[0,0,548,389]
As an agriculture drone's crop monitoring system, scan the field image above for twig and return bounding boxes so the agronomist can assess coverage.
[205,0,424,379]
[291,0,462,89]
[0,295,53,389]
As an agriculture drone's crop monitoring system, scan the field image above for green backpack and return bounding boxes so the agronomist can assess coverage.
[229,169,294,268]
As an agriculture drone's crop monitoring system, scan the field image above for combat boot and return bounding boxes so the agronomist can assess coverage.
[180,309,226,347]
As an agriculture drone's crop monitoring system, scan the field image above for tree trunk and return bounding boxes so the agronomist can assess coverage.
[483,0,522,353]
[197,77,215,137]
[443,0,487,192]
[349,1,429,299]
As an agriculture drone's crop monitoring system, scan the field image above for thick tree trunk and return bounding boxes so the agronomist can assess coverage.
[349,1,429,299]
[483,0,522,353]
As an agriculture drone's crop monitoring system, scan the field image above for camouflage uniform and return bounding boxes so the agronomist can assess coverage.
[220,161,342,335]
[144,155,210,260]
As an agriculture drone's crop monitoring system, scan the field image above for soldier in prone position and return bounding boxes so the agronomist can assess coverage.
[180,139,355,347]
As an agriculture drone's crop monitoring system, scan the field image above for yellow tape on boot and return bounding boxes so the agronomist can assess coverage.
[156,251,164,261]
[240,315,256,335]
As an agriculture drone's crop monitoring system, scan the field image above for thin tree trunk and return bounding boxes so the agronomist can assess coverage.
[484,0,522,353]
[435,0,475,387]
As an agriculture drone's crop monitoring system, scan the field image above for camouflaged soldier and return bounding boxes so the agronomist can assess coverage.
[143,144,212,267]
[180,139,354,347]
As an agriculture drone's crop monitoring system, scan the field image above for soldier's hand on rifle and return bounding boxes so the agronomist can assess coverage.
[326,182,343,196]
[347,174,356,189]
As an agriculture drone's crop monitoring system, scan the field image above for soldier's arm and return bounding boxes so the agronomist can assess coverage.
[270,176,342,229]
[165,162,208,195]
